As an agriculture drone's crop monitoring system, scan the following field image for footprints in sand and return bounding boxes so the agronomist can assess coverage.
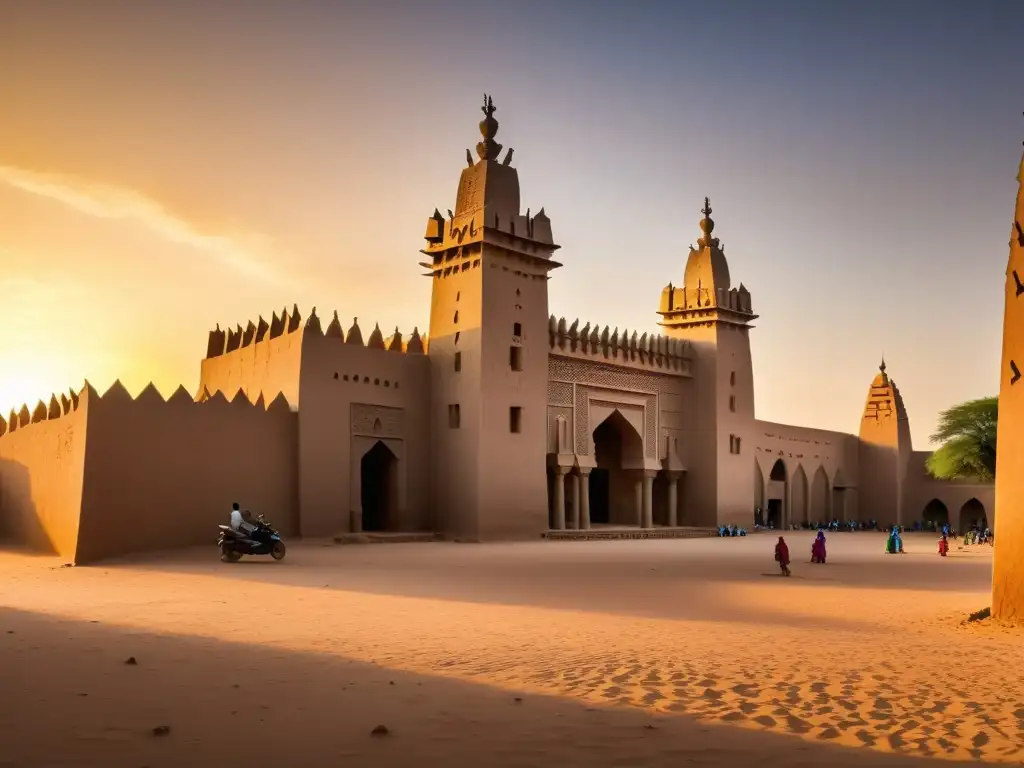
[434,653,1024,762]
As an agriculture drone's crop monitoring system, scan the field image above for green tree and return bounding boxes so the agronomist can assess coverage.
[925,396,998,481]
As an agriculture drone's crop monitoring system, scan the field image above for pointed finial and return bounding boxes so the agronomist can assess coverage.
[697,197,719,249]
[476,94,502,161]
[880,356,886,374]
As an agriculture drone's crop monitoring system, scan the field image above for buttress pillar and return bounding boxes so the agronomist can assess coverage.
[642,472,655,528]
[666,472,681,527]
[579,469,591,530]
[569,472,580,530]
[552,467,566,530]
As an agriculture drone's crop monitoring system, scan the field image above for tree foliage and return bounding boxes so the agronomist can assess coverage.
[925,396,998,481]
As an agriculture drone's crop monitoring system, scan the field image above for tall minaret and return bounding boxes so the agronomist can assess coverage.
[421,96,561,540]
[993,120,1024,620]
[857,359,913,526]
[659,199,758,526]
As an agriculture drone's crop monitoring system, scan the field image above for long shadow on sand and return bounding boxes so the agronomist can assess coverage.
[0,607,989,767]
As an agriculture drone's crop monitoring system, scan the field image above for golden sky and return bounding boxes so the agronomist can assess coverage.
[0,2,1018,445]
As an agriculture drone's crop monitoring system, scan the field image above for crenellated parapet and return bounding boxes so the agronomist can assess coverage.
[206,305,429,361]
[206,303,304,360]
[0,382,90,440]
[547,315,692,374]
[301,309,427,355]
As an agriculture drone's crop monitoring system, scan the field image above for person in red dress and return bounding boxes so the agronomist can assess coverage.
[938,533,949,557]
[775,536,791,576]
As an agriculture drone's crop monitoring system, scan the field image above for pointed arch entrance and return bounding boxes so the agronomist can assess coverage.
[589,410,644,525]
[922,498,949,528]
[959,497,987,532]
[360,441,398,532]
[766,459,787,529]
[754,462,765,525]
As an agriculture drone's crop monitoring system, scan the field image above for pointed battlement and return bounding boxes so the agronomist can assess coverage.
[206,303,303,360]
[547,315,692,374]
[0,380,93,440]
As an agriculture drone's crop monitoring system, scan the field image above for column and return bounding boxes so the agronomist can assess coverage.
[634,476,643,527]
[642,473,654,528]
[552,467,566,530]
[569,472,580,530]
[579,470,591,529]
[667,474,679,527]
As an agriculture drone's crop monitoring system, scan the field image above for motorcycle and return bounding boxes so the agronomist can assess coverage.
[217,514,286,562]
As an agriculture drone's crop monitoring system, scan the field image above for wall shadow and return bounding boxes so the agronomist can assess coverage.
[0,606,981,767]
[0,458,56,555]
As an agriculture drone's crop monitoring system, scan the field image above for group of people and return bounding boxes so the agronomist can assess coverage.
[773,529,829,576]
[718,525,748,537]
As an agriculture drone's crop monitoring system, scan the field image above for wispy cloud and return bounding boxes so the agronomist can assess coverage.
[0,165,293,286]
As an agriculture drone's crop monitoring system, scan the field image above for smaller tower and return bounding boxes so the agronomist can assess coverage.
[659,199,757,525]
[857,358,912,526]
[993,119,1024,620]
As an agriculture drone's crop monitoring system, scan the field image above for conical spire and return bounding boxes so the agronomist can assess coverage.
[879,357,886,375]
[476,94,503,161]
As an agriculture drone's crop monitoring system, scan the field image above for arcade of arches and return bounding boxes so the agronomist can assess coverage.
[754,459,848,529]
[920,497,988,532]
[547,411,684,530]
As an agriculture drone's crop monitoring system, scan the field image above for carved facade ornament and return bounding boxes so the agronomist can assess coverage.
[351,404,405,439]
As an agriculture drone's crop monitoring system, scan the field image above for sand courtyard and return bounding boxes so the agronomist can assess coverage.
[0,531,1017,767]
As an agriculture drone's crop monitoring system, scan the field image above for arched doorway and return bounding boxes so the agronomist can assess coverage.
[792,465,809,526]
[810,466,829,522]
[959,498,987,532]
[360,441,398,532]
[922,498,949,528]
[590,410,644,525]
[766,459,787,529]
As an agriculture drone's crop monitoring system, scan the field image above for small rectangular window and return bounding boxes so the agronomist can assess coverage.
[448,404,460,429]
[735,437,742,454]
[510,346,523,371]
[454,351,462,372]
[729,395,736,412]
[729,435,742,455]
[513,322,522,337]
[509,406,522,433]
[730,371,736,386]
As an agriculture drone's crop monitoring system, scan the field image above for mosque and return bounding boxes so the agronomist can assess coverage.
[0,96,994,562]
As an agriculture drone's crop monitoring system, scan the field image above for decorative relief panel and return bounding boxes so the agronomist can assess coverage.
[574,386,658,458]
[351,403,404,439]
[547,406,573,453]
[548,380,573,407]
[550,355,678,395]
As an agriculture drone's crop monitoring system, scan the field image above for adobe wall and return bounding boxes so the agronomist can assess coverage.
[198,305,305,407]
[903,450,995,531]
[753,420,860,524]
[74,382,298,563]
[295,323,431,538]
[993,147,1024,621]
[0,389,89,558]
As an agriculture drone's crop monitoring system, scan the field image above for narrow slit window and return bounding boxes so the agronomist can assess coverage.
[448,404,461,429]
[510,346,523,371]
[454,351,462,372]
[513,322,522,337]
[509,406,522,433]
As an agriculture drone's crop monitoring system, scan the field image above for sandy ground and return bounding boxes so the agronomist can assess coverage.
[0,530,1017,767]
